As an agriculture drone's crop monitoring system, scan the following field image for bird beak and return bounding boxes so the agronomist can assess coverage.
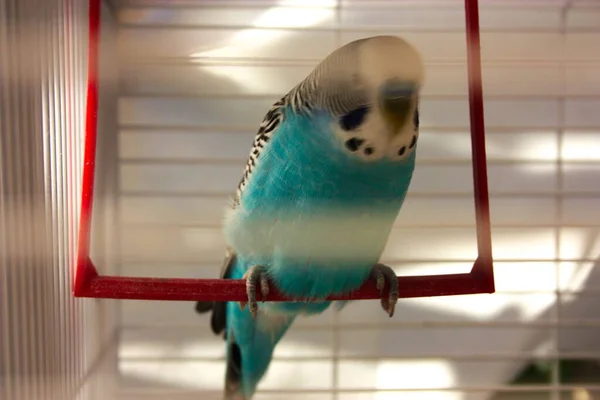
[379,81,416,136]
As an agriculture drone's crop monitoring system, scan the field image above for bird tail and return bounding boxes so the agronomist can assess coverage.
[224,303,295,400]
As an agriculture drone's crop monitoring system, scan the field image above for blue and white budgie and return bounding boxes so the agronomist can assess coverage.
[195,35,424,399]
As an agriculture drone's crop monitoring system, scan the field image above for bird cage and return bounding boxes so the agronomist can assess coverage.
[2,0,600,399]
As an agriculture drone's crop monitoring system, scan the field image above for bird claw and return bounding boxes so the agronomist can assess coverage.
[239,265,270,318]
[370,263,399,318]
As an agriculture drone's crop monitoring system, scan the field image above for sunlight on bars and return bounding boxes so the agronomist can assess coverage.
[376,361,456,399]
[189,3,335,60]
[188,2,336,96]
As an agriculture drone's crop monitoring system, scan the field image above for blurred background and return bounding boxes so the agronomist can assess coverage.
[2,0,600,399]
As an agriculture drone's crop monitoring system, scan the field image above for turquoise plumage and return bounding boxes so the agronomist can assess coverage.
[195,35,425,399]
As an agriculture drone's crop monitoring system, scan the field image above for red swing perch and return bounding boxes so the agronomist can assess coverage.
[74,0,495,302]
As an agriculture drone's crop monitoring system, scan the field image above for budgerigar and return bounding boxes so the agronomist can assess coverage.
[195,35,425,399]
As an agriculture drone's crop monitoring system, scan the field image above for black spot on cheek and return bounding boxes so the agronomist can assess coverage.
[340,106,369,131]
[409,135,417,149]
[398,146,406,156]
[345,137,364,152]
[364,146,374,156]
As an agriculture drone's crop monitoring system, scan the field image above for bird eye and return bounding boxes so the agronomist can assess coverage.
[339,106,369,131]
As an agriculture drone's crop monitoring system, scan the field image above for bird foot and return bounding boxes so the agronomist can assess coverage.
[370,263,399,318]
[239,265,270,318]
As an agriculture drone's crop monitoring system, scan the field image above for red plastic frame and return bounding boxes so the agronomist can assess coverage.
[74,0,494,302]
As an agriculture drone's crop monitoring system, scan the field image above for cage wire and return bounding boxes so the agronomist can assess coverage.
[2,0,600,400]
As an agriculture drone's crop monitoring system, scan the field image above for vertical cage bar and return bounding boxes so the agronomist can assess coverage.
[552,1,574,398]
[0,0,116,399]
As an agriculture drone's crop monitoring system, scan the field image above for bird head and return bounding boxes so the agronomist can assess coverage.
[297,35,425,162]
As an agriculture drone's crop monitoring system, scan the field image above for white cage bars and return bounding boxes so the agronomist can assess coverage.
[0,0,118,399]
[2,0,600,399]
